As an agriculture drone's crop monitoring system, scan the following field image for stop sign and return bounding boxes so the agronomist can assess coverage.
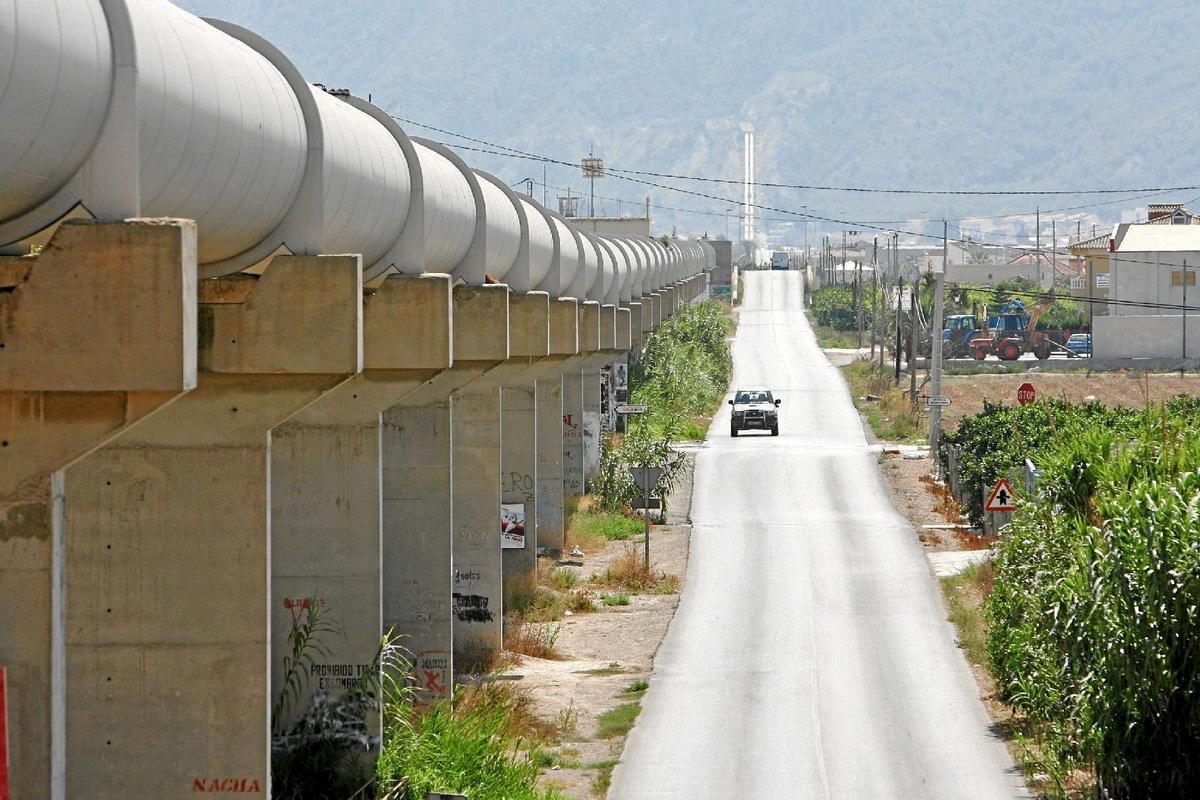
[1017,382,1036,406]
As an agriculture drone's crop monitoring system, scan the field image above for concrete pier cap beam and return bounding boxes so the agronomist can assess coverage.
[448,284,510,673]
[624,301,645,349]
[0,218,198,800]
[59,252,362,798]
[271,271,452,733]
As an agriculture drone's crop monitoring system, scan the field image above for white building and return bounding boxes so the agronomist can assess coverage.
[1093,224,1200,358]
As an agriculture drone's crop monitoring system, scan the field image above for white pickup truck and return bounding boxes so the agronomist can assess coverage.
[728,388,781,436]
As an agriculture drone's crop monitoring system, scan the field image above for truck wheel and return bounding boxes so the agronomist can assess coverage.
[1002,343,1021,361]
[973,348,988,361]
[771,424,779,436]
[730,424,739,437]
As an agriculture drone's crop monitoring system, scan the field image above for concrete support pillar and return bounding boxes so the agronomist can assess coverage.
[499,293,550,598]
[58,255,361,798]
[534,297,576,558]
[270,273,449,727]
[449,285,509,672]
[0,220,197,800]
[582,301,615,485]
[625,301,645,350]
[582,367,603,485]
[375,276,477,698]
[563,301,599,506]
[450,387,502,668]
[562,370,585,503]
[639,296,654,335]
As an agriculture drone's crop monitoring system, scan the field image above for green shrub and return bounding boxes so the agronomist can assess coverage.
[986,417,1200,798]
[939,398,1144,525]
[376,647,565,800]
[812,284,877,331]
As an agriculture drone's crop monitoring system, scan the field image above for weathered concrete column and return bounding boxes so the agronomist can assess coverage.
[270,273,448,730]
[57,255,361,798]
[583,305,619,484]
[625,301,645,350]
[500,292,550,598]
[449,285,509,671]
[649,292,663,328]
[564,301,600,505]
[534,298,578,558]
[374,275,469,700]
[639,296,654,336]
[0,219,197,800]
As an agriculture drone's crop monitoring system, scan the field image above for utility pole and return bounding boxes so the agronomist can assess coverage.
[1184,259,1189,360]
[1051,219,1057,283]
[928,221,947,474]
[841,230,847,285]
[1088,253,1094,352]
[908,288,918,405]
[895,277,904,384]
[871,237,879,359]
[856,251,864,348]
[1036,206,1041,286]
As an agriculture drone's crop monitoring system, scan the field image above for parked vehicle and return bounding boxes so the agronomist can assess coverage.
[1066,333,1092,356]
[969,297,1056,361]
[729,389,781,436]
[770,251,789,270]
[941,314,979,358]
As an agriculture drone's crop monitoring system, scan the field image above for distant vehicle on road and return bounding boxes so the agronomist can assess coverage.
[1066,332,1092,356]
[770,251,789,270]
[729,389,781,436]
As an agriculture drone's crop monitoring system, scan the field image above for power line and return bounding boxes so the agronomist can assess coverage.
[396,113,1200,197]
[414,121,1199,273]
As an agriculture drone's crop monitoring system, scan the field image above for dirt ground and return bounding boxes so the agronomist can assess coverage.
[506,456,695,799]
[876,449,995,552]
[939,370,1200,426]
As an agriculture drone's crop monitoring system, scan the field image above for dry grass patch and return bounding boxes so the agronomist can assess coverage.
[589,545,679,594]
[504,614,564,660]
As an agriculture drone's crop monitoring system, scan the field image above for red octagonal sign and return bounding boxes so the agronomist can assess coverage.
[1017,382,1036,406]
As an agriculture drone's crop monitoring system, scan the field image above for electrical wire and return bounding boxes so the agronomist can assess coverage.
[413,121,1198,273]
[395,113,1200,197]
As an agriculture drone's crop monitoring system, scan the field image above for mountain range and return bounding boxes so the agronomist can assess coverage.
[174,0,1200,245]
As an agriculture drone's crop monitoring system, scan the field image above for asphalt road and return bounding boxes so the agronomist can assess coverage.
[609,271,1028,799]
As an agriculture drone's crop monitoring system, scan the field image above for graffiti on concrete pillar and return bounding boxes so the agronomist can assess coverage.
[415,651,450,697]
[502,471,535,503]
[451,592,493,622]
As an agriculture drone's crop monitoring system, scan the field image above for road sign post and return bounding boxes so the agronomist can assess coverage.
[622,404,654,568]
[1017,382,1036,406]
[926,395,951,408]
[985,478,1018,512]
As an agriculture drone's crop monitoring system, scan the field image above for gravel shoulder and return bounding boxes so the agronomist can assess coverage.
[509,455,696,799]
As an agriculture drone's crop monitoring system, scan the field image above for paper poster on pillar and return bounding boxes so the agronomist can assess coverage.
[501,503,525,549]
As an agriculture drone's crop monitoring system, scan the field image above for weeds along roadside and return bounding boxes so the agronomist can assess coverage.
[593,299,734,516]
[933,398,1200,799]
